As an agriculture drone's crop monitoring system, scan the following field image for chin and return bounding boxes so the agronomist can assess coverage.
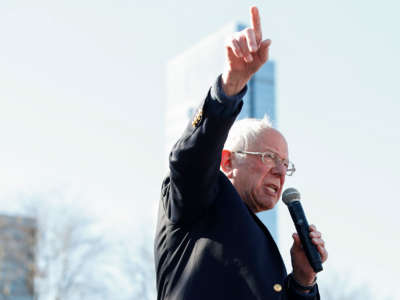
[267,196,280,209]
[264,203,277,211]
[258,198,277,212]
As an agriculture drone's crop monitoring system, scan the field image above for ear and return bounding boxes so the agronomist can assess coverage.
[221,149,234,178]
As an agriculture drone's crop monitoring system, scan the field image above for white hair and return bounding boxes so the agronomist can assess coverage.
[224,116,273,152]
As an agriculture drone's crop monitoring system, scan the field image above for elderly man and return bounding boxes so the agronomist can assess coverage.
[155,6,327,300]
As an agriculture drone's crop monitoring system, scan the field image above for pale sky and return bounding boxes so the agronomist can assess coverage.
[1,1,399,299]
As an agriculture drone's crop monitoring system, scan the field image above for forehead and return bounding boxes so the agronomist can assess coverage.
[249,128,288,158]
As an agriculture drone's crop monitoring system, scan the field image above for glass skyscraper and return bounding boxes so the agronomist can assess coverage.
[166,22,278,241]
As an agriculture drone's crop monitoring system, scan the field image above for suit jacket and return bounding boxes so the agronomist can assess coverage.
[154,76,320,300]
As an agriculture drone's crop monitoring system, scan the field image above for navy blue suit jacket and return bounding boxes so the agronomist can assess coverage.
[155,77,319,300]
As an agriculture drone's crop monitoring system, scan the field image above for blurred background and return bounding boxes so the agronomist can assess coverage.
[1,0,399,299]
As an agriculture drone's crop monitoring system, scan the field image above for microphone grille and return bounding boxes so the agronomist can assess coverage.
[282,187,301,205]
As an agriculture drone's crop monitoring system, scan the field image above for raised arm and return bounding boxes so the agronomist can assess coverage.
[166,6,271,224]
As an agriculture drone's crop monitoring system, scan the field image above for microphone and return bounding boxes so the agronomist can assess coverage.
[282,188,323,273]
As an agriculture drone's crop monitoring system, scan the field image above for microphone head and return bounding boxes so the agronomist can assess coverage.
[282,187,301,205]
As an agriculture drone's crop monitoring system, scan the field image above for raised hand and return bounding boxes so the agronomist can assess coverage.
[221,6,272,96]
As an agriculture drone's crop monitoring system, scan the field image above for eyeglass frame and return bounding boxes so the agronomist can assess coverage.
[233,150,296,176]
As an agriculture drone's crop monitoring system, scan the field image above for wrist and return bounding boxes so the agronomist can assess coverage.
[288,273,317,292]
[221,71,250,96]
[292,270,316,286]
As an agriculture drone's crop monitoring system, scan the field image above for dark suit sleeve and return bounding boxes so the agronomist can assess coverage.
[284,275,320,300]
[166,75,246,224]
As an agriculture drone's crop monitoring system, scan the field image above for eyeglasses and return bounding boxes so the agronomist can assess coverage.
[233,150,296,176]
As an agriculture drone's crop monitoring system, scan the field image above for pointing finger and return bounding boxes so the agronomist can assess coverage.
[250,6,262,44]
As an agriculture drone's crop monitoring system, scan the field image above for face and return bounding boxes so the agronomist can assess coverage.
[231,128,288,213]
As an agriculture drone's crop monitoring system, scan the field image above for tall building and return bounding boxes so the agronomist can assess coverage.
[165,22,278,241]
[0,215,36,300]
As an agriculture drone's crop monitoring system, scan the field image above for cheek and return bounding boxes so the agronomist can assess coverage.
[249,164,269,184]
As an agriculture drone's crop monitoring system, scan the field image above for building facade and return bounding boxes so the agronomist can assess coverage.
[165,22,278,241]
[0,215,35,300]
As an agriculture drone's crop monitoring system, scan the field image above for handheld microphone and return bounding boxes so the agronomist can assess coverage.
[282,188,323,273]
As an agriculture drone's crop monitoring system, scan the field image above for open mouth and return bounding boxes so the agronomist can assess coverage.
[265,184,279,195]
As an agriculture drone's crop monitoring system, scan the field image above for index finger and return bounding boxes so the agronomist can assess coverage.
[250,6,262,44]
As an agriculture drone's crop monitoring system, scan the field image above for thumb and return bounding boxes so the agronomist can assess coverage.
[258,39,271,63]
[292,233,303,250]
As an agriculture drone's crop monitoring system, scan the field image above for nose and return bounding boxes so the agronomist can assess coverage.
[271,161,286,176]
